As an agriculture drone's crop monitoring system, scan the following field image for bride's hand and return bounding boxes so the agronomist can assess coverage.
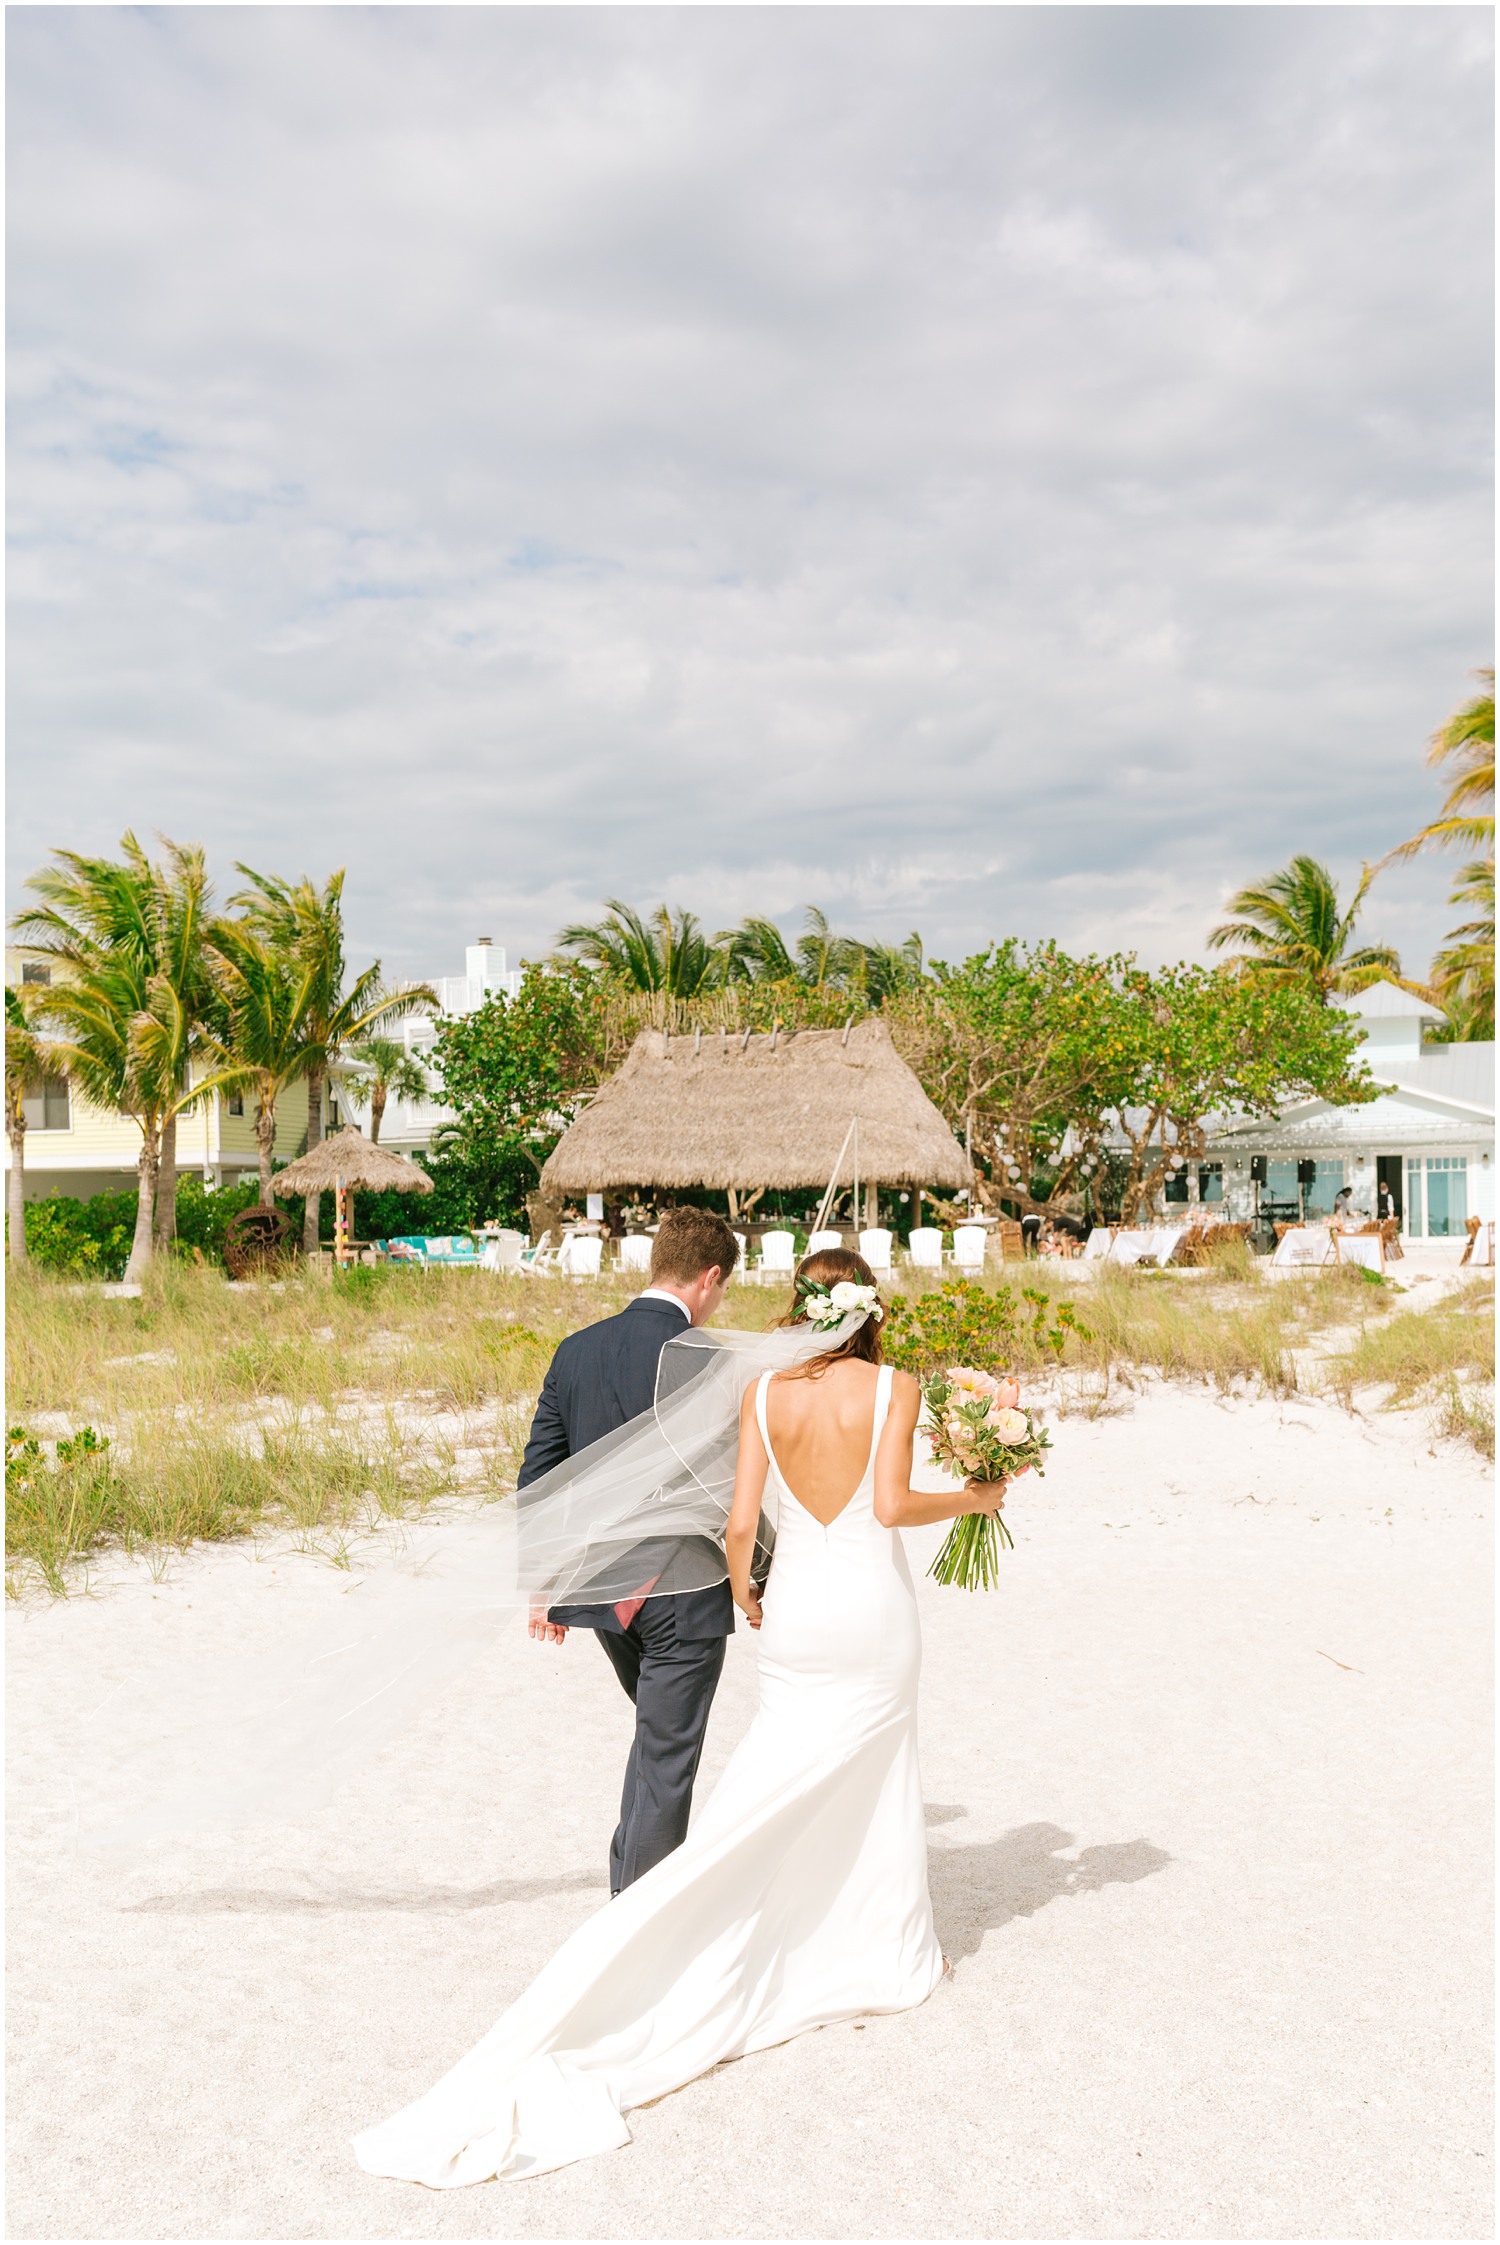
[739,1585,765,1632]
[964,1477,1009,1515]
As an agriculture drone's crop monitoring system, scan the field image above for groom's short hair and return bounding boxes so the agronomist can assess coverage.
[650,1207,740,1286]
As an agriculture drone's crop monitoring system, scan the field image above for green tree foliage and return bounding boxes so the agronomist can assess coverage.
[1206,854,1403,997]
[890,945,1373,1225]
[886,940,1120,1208]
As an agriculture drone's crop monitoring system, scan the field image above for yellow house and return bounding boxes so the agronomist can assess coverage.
[5,950,310,1200]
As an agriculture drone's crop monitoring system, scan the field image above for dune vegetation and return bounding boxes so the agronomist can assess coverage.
[7,1256,1491,1596]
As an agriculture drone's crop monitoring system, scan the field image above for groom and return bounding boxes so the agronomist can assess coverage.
[519,1206,742,1895]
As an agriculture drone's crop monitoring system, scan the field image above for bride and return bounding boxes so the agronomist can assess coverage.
[354,1248,1009,2189]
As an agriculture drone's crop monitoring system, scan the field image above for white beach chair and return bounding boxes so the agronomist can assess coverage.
[1271,1226,1334,1270]
[757,1230,796,1283]
[517,1230,559,1275]
[807,1229,843,1255]
[952,1226,988,1271]
[908,1227,944,1269]
[480,1230,524,1272]
[557,1233,603,1278]
[731,1231,747,1279]
[618,1235,652,1274]
[858,1227,894,1274]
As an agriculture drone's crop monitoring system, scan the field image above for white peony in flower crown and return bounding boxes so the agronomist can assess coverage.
[794,1275,884,1331]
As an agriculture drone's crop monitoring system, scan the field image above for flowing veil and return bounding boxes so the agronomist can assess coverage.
[72,1311,867,1858]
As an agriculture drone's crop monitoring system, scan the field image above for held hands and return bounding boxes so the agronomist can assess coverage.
[738,1583,765,1632]
[528,1600,568,1646]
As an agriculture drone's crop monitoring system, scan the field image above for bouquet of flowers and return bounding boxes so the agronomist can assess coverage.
[922,1366,1051,1590]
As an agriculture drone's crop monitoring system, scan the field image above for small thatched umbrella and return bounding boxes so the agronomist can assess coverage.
[540,1017,970,1225]
[272,1125,432,1264]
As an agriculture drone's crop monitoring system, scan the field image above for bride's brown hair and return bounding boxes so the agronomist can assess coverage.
[775,1247,885,1378]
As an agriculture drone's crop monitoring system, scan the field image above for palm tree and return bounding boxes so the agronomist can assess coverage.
[1382,671,1495,867]
[1427,859,1495,1039]
[5,984,54,1263]
[230,868,436,1249]
[11,836,230,1280]
[556,900,724,996]
[717,907,908,993]
[202,919,325,1207]
[858,931,927,1004]
[335,1034,429,1143]
[1207,855,1404,998]
[1378,674,1494,1038]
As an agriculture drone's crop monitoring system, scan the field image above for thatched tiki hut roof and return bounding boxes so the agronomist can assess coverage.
[271,1126,434,1198]
[539,1019,970,1195]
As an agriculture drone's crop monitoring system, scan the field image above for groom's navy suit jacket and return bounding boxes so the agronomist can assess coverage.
[517,1295,734,1639]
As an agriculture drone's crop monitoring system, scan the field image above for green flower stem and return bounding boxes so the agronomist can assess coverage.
[927,1507,1014,1590]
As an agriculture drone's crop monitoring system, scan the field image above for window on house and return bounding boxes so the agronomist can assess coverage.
[1406,1157,1424,1236]
[1197,1163,1224,1204]
[20,963,50,986]
[1264,1159,1301,1213]
[21,1075,70,1130]
[226,1092,244,1118]
[1424,1156,1468,1238]
[1305,1160,1345,1216]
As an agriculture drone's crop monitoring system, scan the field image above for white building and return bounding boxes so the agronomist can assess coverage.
[1201,986,1494,1243]
[336,937,524,1155]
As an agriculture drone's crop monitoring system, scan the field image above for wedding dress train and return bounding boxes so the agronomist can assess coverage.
[353,1363,944,2188]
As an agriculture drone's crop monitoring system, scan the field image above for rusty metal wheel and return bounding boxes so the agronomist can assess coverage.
[223,1204,294,1279]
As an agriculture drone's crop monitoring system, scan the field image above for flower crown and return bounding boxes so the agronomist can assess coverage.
[794,1275,884,1331]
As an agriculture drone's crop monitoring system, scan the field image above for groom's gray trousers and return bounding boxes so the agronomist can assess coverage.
[594,1600,727,1894]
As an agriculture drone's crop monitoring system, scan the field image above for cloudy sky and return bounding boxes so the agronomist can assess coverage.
[7,5,1493,986]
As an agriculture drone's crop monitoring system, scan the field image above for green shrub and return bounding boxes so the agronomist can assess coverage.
[881,1279,1090,1376]
[21,1192,138,1277]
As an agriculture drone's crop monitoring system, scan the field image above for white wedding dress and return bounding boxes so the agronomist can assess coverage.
[353,1363,945,2189]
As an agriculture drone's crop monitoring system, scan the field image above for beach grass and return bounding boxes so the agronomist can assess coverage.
[1318,1278,1496,1445]
[6,1256,1492,1592]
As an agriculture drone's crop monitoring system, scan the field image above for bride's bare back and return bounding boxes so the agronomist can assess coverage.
[763,1359,898,1526]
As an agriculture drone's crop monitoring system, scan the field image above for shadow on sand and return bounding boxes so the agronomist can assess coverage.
[126,1817,1168,1936]
[927,1818,1172,1961]
[126,1867,607,1915]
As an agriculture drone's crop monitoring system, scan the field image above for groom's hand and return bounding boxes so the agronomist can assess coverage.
[528,1600,568,1645]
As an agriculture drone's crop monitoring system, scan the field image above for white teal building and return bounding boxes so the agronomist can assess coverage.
[1203,986,1494,1244]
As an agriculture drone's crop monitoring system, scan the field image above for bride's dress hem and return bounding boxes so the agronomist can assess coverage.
[354,1365,945,2191]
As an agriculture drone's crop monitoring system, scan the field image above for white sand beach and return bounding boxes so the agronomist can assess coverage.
[7,1380,1493,2242]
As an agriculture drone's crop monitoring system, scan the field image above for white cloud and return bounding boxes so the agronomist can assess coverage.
[6,5,1492,987]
